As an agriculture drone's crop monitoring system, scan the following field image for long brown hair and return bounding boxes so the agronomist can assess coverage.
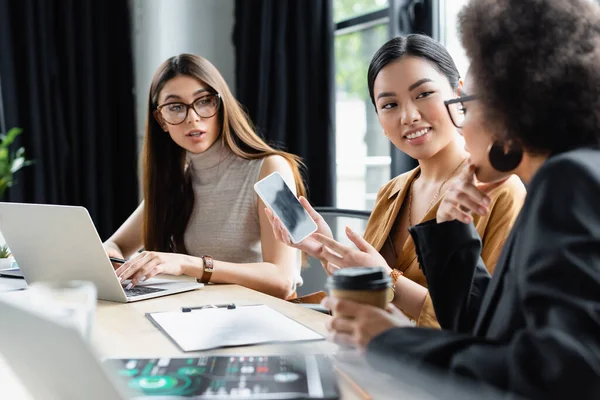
[142,54,306,253]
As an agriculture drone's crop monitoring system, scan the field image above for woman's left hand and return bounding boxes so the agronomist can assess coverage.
[322,296,413,350]
[114,251,185,288]
[437,162,506,224]
[312,226,391,274]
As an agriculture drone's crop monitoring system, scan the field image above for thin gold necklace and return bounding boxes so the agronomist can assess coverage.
[407,158,467,227]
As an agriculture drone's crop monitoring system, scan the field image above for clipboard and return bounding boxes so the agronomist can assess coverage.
[146,304,324,352]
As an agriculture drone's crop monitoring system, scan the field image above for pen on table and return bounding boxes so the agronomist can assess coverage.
[334,366,372,400]
[110,257,126,264]
[181,303,236,312]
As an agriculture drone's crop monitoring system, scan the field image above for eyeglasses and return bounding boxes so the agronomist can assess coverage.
[444,95,478,128]
[156,93,221,125]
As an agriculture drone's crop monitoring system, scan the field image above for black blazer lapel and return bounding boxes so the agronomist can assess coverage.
[473,211,523,335]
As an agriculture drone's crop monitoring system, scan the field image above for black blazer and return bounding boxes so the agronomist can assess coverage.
[367,148,600,399]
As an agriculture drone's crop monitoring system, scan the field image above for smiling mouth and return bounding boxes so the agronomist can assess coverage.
[186,131,205,137]
[404,127,431,140]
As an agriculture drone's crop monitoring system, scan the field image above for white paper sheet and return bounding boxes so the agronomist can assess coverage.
[147,304,323,352]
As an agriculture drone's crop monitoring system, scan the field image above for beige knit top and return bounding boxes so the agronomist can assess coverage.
[184,140,264,263]
[183,140,302,285]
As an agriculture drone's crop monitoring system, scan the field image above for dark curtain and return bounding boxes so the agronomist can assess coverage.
[234,0,335,207]
[0,0,139,239]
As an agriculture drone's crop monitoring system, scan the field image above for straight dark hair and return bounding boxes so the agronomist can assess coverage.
[367,34,461,107]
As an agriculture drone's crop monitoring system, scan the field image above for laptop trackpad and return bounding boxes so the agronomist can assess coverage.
[121,277,182,287]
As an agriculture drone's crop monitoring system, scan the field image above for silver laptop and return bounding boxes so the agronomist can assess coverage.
[0,298,131,400]
[0,202,202,302]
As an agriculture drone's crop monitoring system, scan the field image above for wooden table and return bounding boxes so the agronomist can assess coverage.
[0,277,508,400]
[0,278,368,399]
[94,282,337,358]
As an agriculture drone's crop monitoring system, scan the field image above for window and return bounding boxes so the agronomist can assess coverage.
[334,1,452,211]
[334,0,390,211]
[439,0,469,78]
[334,0,388,22]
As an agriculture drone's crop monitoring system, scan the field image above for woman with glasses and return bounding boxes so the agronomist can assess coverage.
[102,54,305,299]
[267,34,526,326]
[323,0,600,397]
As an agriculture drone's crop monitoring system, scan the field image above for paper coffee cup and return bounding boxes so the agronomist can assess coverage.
[326,267,391,310]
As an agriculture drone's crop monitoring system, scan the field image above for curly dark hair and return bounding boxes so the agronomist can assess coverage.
[459,0,600,155]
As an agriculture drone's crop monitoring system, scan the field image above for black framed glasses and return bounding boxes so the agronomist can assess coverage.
[444,95,478,128]
[156,93,221,125]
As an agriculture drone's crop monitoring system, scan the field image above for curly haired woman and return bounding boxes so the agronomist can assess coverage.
[323,0,600,398]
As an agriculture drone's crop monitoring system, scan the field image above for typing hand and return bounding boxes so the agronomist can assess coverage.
[436,162,506,224]
[264,196,333,262]
[114,251,184,289]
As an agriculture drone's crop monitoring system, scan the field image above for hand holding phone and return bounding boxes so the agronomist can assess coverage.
[254,172,318,244]
[266,196,335,260]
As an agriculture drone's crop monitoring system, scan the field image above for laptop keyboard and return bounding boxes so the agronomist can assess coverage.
[123,285,167,297]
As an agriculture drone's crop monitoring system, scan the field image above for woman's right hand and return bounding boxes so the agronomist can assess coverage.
[265,196,333,261]
[103,243,125,271]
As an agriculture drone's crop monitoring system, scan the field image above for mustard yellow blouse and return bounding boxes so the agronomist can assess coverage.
[363,167,526,328]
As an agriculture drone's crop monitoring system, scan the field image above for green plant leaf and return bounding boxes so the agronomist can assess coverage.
[0,127,23,148]
[0,178,9,198]
[0,128,31,198]
[0,244,10,258]
[11,156,26,173]
[15,149,32,165]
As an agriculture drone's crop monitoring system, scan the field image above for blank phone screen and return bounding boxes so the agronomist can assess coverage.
[255,173,317,243]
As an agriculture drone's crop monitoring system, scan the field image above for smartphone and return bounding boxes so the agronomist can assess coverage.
[254,171,318,244]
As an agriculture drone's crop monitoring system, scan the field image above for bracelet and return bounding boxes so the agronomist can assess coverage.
[390,268,404,284]
[387,269,404,302]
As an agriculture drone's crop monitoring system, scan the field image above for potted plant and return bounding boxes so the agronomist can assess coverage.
[0,244,13,269]
[0,127,32,200]
[0,127,32,262]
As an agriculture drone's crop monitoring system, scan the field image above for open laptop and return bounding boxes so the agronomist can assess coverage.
[0,298,130,400]
[0,299,339,400]
[0,202,202,302]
